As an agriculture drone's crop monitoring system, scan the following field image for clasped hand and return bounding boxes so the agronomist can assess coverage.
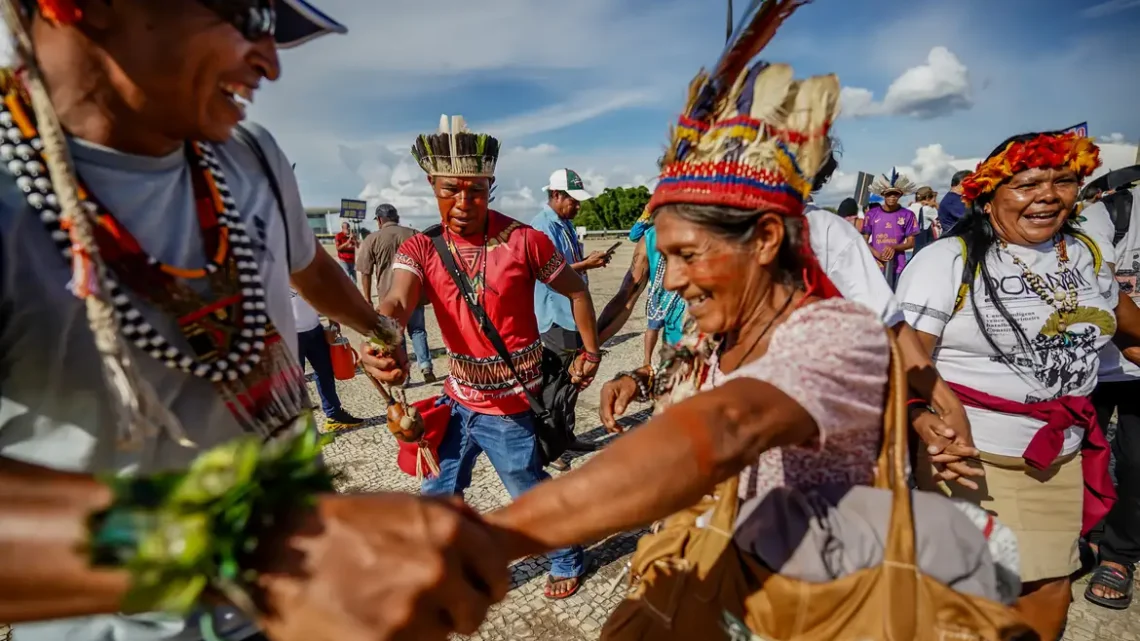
[256,493,510,641]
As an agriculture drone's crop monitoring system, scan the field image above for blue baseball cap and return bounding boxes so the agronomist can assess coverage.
[277,0,347,49]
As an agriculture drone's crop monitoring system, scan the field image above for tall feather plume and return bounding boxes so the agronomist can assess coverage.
[667,0,811,162]
[713,0,812,104]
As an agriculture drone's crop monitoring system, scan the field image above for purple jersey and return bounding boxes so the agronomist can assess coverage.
[863,206,918,274]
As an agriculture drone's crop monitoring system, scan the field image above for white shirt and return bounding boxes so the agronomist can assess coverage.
[897,235,1118,457]
[908,202,938,230]
[291,288,322,333]
[806,205,905,327]
[1078,186,1138,381]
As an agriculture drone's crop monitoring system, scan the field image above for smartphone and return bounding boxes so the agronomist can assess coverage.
[604,241,622,256]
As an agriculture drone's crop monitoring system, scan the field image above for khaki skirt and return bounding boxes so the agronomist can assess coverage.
[917,449,1083,583]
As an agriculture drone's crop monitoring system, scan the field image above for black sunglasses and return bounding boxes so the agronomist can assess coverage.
[198,0,276,42]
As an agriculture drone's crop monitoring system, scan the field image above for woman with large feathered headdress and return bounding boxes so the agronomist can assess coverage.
[484,2,1028,639]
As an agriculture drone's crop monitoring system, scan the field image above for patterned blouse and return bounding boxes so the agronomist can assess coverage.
[702,298,890,499]
[681,297,1019,598]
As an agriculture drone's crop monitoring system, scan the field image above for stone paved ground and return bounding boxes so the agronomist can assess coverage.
[317,239,1138,640]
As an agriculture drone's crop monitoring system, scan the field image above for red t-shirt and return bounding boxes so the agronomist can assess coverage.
[335,231,356,262]
[393,211,566,414]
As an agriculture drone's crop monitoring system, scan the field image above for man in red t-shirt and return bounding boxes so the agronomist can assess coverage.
[363,116,601,600]
[334,221,358,280]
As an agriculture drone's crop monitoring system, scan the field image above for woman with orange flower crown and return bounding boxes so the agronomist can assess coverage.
[897,130,1140,639]
[0,2,511,641]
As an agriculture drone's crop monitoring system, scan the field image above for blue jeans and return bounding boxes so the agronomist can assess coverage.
[403,306,433,372]
[422,399,585,579]
[340,259,356,281]
[297,326,341,415]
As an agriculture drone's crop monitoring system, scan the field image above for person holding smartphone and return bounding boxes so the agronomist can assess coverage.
[532,169,610,471]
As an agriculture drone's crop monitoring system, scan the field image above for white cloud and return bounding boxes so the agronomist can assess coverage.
[341,140,659,230]
[895,144,975,190]
[1081,0,1140,18]
[817,143,978,205]
[841,47,972,119]
[1100,133,1127,144]
[816,139,1140,207]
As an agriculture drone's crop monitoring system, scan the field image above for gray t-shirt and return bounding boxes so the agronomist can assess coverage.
[0,122,316,640]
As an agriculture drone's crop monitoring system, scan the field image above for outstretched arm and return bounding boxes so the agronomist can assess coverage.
[292,237,384,335]
[597,237,650,344]
[486,378,816,556]
[0,458,128,622]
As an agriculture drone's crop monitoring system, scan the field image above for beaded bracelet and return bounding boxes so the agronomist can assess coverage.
[614,370,652,403]
[86,412,336,616]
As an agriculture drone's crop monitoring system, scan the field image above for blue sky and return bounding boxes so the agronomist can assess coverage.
[250,0,1140,229]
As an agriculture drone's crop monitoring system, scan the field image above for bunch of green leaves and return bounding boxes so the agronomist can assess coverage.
[87,413,336,614]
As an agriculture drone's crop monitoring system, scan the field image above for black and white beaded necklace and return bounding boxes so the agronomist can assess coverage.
[0,95,309,436]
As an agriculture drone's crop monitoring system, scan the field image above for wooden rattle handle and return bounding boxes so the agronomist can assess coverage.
[363,370,395,406]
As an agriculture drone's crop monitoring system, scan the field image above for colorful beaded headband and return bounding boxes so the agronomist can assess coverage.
[960,132,1101,204]
[647,0,841,300]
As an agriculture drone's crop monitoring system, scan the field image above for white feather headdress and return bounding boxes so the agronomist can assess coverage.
[869,167,918,196]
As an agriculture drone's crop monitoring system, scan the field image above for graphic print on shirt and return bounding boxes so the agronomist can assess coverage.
[1115,247,1139,296]
[973,262,1115,403]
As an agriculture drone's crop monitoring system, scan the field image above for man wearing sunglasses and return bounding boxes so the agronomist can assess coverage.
[0,2,508,641]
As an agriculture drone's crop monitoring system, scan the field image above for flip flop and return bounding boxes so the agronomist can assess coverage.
[1083,562,1134,610]
[543,574,581,600]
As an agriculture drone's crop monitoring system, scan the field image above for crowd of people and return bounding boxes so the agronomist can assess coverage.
[0,1,1137,641]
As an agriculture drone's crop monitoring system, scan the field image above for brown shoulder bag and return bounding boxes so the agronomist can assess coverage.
[600,333,1034,641]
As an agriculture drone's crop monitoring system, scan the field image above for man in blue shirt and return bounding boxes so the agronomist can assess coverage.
[938,169,972,233]
[531,168,609,470]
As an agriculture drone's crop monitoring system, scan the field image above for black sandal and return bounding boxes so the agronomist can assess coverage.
[1083,562,1134,610]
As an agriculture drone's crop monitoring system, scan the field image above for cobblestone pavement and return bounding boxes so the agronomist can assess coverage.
[317,240,1138,640]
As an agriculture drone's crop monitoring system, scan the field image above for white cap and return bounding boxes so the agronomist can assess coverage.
[544,169,592,202]
[276,0,347,49]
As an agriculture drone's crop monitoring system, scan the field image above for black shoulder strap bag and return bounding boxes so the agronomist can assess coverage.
[231,125,292,269]
[1103,187,1135,248]
[424,224,585,465]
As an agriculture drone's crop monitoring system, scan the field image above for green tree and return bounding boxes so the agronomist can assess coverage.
[576,185,652,230]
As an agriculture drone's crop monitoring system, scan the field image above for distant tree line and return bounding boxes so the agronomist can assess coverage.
[575,186,652,230]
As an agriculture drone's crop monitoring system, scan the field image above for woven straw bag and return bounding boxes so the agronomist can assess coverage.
[601,333,1034,641]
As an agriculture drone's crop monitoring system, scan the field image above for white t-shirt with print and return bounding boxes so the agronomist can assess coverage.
[1078,186,1138,382]
[806,206,905,327]
[897,235,1118,457]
